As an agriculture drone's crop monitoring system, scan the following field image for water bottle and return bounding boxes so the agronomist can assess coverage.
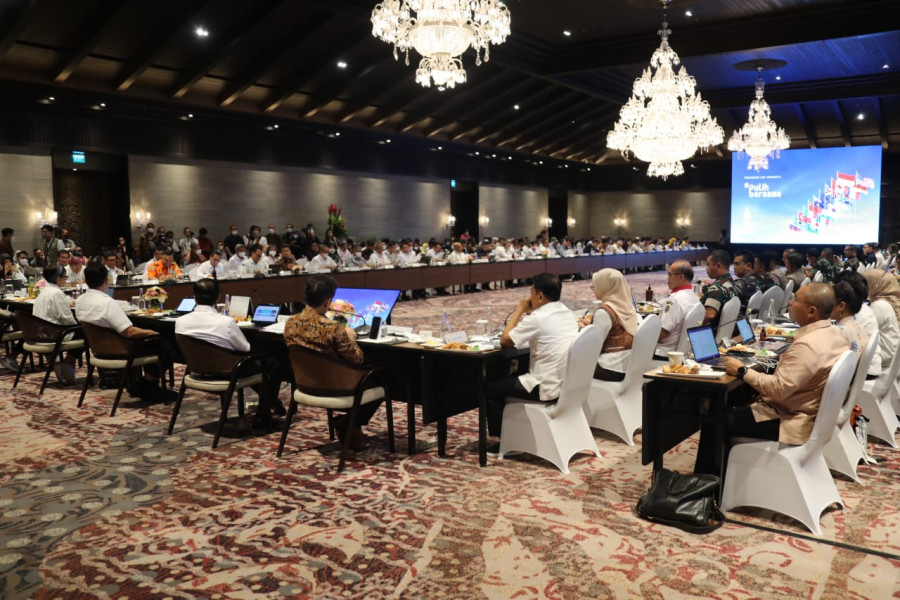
[440,310,450,341]
[766,298,776,325]
[224,294,231,316]
[487,306,493,335]
[27,275,35,297]
[138,287,145,310]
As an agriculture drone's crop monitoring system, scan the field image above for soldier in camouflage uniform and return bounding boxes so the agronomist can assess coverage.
[842,245,861,272]
[732,250,760,311]
[701,249,736,330]
[811,248,837,283]
[753,255,778,291]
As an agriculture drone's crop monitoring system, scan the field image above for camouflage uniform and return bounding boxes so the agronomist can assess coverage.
[811,257,836,283]
[733,273,760,308]
[758,272,778,292]
[842,257,860,272]
[700,275,735,329]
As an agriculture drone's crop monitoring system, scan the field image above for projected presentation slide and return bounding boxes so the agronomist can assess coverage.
[731,146,882,244]
[328,288,401,328]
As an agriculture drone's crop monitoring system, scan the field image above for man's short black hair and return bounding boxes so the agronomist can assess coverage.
[162,247,175,256]
[759,250,778,271]
[247,243,262,254]
[821,247,834,259]
[84,259,108,289]
[733,250,754,265]
[305,274,337,307]
[193,278,219,306]
[785,251,805,271]
[833,270,868,314]
[532,273,562,302]
[43,266,61,283]
[103,249,117,260]
[199,227,207,235]
[40,224,53,233]
[709,249,731,268]
[58,249,70,258]
[1,228,12,237]
[806,247,820,259]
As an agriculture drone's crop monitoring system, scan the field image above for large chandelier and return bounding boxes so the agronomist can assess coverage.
[371,0,511,91]
[607,0,723,180]
[728,67,790,171]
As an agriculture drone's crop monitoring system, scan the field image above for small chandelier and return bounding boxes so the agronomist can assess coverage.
[371,0,511,91]
[728,66,790,171]
[607,0,723,180]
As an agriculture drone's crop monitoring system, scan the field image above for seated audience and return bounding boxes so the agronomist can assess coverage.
[485,273,577,446]
[861,269,900,382]
[700,249,735,329]
[581,269,637,382]
[753,252,779,292]
[842,245,861,272]
[831,271,870,361]
[731,250,759,311]
[196,252,224,279]
[33,266,79,384]
[284,275,380,450]
[307,243,338,273]
[784,251,807,290]
[239,244,268,276]
[146,247,181,282]
[655,260,700,357]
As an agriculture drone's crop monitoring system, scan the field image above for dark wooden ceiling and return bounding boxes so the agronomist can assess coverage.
[0,0,897,166]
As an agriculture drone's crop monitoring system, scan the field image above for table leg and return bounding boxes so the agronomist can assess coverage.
[437,419,447,457]
[715,390,728,503]
[478,362,487,467]
[407,400,416,455]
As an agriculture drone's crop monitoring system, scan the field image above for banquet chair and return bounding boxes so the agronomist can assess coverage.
[170,334,269,448]
[813,271,824,283]
[715,296,741,343]
[278,345,393,473]
[13,312,83,395]
[799,277,812,288]
[584,314,661,445]
[78,322,167,416]
[745,290,762,318]
[497,325,605,473]
[722,350,857,535]
[778,279,795,314]
[1,310,23,363]
[757,286,784,322]
[650,302,704,370]
[856,344,900,449]
[823,331,879,482]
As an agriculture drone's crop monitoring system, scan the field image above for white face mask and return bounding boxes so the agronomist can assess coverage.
[237,251,246,259]
[217,245,224,251]
[18,258,28,266]
[268,250,276,257]
[285,227,293,233]
[230,230,238,235]
[267,228,275,234]
[146,228,155,234]
[195,249,202,255]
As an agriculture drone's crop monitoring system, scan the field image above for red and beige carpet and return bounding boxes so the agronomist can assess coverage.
[2,269,899,599]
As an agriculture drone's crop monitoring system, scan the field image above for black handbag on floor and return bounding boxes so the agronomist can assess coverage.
[636,468,725,534]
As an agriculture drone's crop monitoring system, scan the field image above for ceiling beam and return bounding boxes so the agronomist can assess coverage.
[300,57,394,119]
[53,0,130,83]
[532,107,620,155]
[462,85,562,143]
[217,12,334,107]
[871,98,889,150]
[260,33,373,113]
[114,0,215,92]
[0,0,38,62]
[548,0,899,75]
[514,102,613,152]
[420,73,532,137]
[334,68,414,123]
[502,96,599,149]
[475,90,583,145]
[793,104,816,149]
[832,101,851,147]
[169,0,288,100]
[706,72,900,110]
[444,80,548,141]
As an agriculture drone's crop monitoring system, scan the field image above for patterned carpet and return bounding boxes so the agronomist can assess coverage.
[2,268,899,599]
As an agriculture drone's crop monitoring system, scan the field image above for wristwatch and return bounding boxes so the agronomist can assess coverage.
[736,366,748,380]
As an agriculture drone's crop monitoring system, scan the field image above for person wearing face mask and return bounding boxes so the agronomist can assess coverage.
[307,242,338,273]
[228,244,248,271]
[246,225,267,248]
[0,228,14,257]
[265,224,282,250]
[178,227,198,264]
[196,228,214,260]
[40,224,65,269]
[14,250,37,278]
[138,223,156,263]
[187,240,204,266]
[1,253,26,283]
[223,225,244,257]
[262,244,278,269]
[240,244,268,276]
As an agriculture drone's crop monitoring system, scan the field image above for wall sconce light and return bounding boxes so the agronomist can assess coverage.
[135,211,151,230]
[36,211,58,227]
[544,217,553,227]
[676,217,690,227]
[478,215,490,226]
[614,218,627,227]
[447,214,457,228]
[567,217,576,227]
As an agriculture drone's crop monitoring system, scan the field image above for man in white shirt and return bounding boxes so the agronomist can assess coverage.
[367,242,389,268]
[395,241,418,267]
[307,243,338,273]
[448,242,469,265]
[228,244,248,272]
[492,239,513,261]
[65,255,85,285]
[75,259,163,400]
[655,260,701,357]
[337,241,353,265]
[485,273,578,447]
[178,227,198,264]
[33,266,80,384]
[175,279,285,422]
[240,244,268,276]
[196,253,225,279]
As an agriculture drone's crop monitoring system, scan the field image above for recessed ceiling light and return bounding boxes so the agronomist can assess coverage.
[513,104,520,110]
[586,168,591,172]
[273,124,279,129]
[474,151,479,155]
[187,113,193,118]
[385,138,391,143]
[48,96,55,101]
[335,132,340,136]
[337,61,348,69]
[563,30,571,37]
[883,64,890,70]
[72,168,77,172]
[508,156,512,160]
[775,75,781,81]
[195,26,209,38]
[539,161,543,164]
[857,113,865,120]
[491,154,497,158]
[632,166,639,171]
[437,146,442,150]
[685,10,692,16]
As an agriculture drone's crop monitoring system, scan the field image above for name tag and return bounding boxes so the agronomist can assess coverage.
[443,331,468,343]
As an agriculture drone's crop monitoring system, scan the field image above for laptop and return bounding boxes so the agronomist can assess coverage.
[175,297,196,315]
[251,304,280,326]
[736,316,790,354]
[687,324,758,369]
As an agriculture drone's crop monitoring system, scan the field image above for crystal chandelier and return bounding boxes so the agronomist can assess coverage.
[607,0,723,180]
[371,0,511,91]
[728,68,790,171]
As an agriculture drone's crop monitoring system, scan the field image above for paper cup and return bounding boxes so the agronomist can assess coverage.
[668,351,684,368]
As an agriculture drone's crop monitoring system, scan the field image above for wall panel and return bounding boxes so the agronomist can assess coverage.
[0,151,54,254]
[479,184,546,240]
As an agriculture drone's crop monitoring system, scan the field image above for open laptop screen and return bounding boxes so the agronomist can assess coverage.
[176,298,196,314]
[687,325,720,363]
[329,288,402,329]
[252,305,280,324]
[735,317,755,344]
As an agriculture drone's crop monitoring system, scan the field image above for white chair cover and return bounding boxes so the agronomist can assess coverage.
[758,286,784,322]
[716,296,741,343]
[778,279,795,314]
[857,341,900,448]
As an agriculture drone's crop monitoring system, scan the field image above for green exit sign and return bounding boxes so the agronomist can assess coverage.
[72,151,85,164]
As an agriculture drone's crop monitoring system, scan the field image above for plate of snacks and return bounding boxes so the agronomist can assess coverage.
[658,364,724,378]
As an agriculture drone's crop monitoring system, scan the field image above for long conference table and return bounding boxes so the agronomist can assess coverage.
[110,249,710,305]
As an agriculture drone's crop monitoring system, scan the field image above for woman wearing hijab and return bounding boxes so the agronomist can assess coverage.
[831,271,870,362]
[582,268,638,381]
[861,269,900,378]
